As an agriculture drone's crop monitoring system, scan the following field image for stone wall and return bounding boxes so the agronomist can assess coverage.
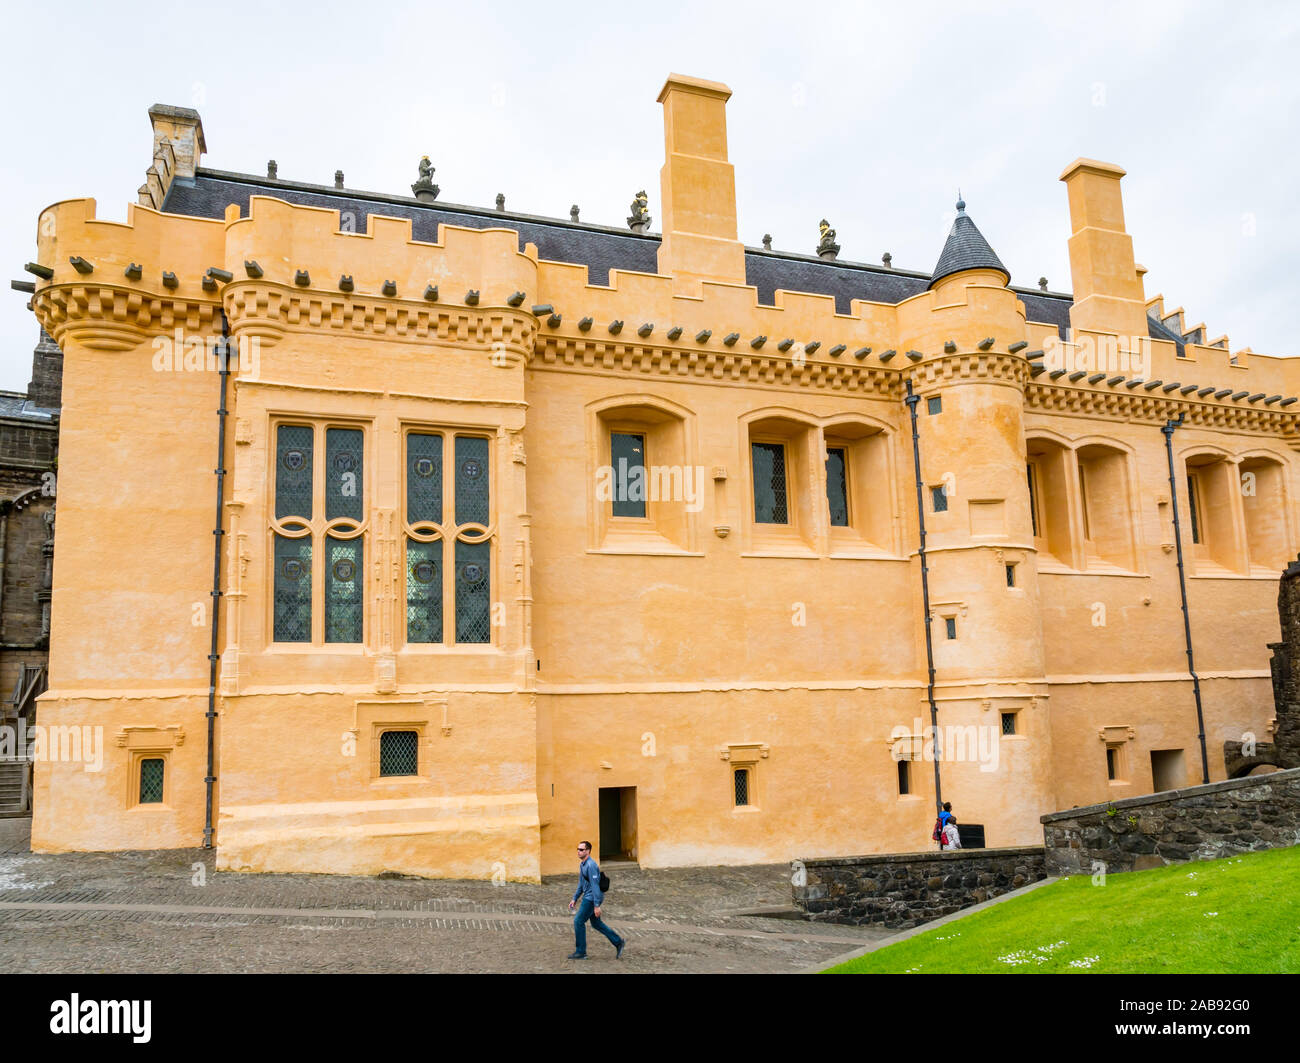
[1041,766,1300,875]
[792,846,1047,929]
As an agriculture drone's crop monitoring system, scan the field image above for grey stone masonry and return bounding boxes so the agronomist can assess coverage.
[792,846,1047,929]
[1041,766,1300,875]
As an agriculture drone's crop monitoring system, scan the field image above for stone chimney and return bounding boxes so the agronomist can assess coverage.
[138,104,206,209]
[1059,159,1148,340]
[656,74,746,296]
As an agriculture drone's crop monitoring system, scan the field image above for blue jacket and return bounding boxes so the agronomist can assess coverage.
[572,857,604,907]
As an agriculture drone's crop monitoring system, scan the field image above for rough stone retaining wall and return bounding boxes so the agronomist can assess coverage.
[1041,766,1300,875]
[792,846,1047,929]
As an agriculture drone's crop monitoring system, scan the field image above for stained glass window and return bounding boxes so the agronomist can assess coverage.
[407,433,443,526]
[326,428,363,523]
[406,539,442,643]
[275,425,313,520]
[455,539,491,643]
[611,432,646,518]
[139,758,164,804]
[752,442,788,524]
[455,436,490,526]
[826,447,849,527]
[325,536,363,643]
[380,730,419,776]
[273,534,312,642]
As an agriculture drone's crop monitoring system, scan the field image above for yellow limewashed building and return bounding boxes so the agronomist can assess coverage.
[24,75,1298,881]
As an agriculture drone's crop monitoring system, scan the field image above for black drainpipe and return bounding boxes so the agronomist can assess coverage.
[1161,414,1210,784]
[904,379,943,813]
[204,311,231,848]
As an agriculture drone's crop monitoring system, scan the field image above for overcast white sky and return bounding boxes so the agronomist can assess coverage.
[1,0,1296,390]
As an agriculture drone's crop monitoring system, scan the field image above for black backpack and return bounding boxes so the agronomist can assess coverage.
[599,870,611,892]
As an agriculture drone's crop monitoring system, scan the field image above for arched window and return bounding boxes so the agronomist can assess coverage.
[1240,455,1290,573]
[588,396,696,553]
[1026,437,1073,567]
[1075,443,1136,570]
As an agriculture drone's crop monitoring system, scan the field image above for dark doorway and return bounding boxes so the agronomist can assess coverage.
[598,786,637,862]
[1150,748,1186,792]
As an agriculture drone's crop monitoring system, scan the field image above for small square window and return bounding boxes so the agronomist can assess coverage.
[733,767,750,807]
[139,758,164,804]
[897,759,910,795]
[931,485,948,513]
[927,395,942,415]
[379,730,419,777]
[945,617,957,640]
[1001,712,1017,736]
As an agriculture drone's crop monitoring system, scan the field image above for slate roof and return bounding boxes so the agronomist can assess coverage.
[164,171,1071,339]
[1146,312,1187,358]
[929,199,1010,289]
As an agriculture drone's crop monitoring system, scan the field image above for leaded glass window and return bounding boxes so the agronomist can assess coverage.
[455,436,490,527]
[1001,711,1017,736]
[752,441,788,524]
[275,425,313,520]
[733,768,749,807]
[325,536,363,643]
[379,730,419,777]
[407,433,443,525]
[271,422,366,644]
[611,432,647,518]
[139,758,164,804]
[326,428,364,523]
[931,485,948,513]
[826,446,849,527]
[404,430,494,647]
[273,534,312,642]
[455,538,491,644]
[406,539,442,643]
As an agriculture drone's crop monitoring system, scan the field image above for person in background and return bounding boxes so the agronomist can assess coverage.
[942,815,962,850]
[567,840,625,960]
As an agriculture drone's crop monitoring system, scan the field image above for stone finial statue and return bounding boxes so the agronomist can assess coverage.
[628,190,651,233]
[267,160,278,179]
[412,156,439,202]
[816,219,840,260]
[496,193,505,211]
[1039,276,1049,291]
[762,234,772,251]
[571,205,580,222]
[882,252,893,268]
[335,170,344,189]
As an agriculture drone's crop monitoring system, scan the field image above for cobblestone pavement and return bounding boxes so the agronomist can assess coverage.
[0,820,885,973]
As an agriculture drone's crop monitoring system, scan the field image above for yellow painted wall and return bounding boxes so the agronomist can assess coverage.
[24,75,1300,881]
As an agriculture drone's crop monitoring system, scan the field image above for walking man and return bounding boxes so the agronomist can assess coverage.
[568,840,625,960]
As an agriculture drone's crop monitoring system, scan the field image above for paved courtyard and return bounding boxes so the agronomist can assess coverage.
[0,818,883,973]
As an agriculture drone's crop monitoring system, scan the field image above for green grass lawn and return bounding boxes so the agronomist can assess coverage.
[827,845,1300,973]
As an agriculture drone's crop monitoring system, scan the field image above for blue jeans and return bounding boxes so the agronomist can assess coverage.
[573,897,622,955]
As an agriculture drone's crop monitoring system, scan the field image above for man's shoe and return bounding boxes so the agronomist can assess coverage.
[567,951,586,959]
[615,940,625,959]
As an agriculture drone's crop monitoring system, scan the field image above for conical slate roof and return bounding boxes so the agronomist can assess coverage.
[929,197,1009,289]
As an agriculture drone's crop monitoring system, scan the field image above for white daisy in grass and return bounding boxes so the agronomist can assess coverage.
[1204,911,1219,917]
[1068,955,1101,969]
[1185,890,1198,896]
